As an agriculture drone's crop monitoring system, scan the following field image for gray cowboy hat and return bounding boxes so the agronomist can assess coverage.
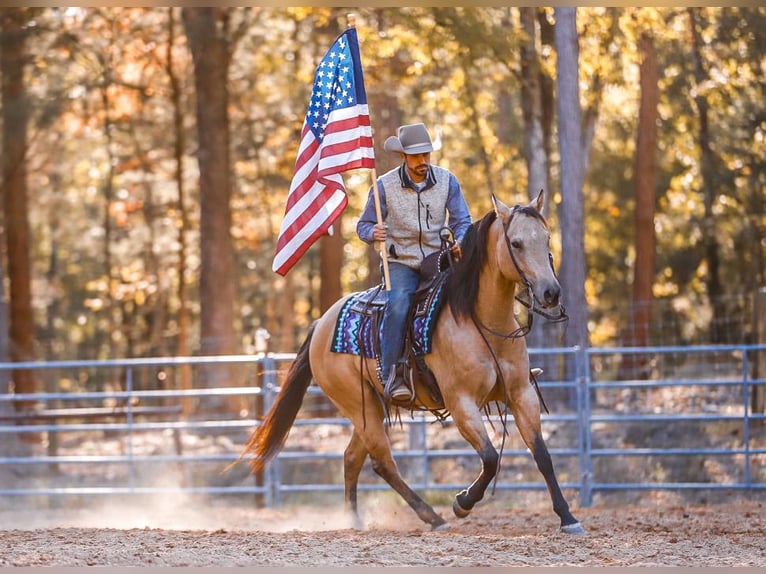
[383,123,441,154]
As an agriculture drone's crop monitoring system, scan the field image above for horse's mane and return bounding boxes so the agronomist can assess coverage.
[445,210,497,320]
[445,205,548,320]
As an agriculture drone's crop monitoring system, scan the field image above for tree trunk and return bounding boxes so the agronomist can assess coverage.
[537,9,556,168]
[754,288,766,415]
[619,31,659,380]
[270,275,295,353]
[319,212,343,417]
[554,7,589,378]
[319,212,344,314]
[1,9,37,405]
[96,26,119,360]
[538,6,561,368]
[520,7,548,205]
[688,8,725,343]
[749,160,765,415]
[167,7,193,414]
[519,7,560,379]
[0,254,10,403]
[183,8,237,405]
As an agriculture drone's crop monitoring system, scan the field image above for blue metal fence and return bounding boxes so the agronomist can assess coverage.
[583,344,766,505]
[0,344,764,507]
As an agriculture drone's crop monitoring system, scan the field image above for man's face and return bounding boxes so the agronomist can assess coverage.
[402,152,431,182]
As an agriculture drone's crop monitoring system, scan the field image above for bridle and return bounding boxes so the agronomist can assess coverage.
[471,205,568,341]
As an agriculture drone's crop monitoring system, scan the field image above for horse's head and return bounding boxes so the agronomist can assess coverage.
[490,190,561,310]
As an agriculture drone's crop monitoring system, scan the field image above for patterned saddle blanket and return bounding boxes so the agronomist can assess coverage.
[330,274,449,360]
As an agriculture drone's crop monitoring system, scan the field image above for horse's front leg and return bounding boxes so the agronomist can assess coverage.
[511,384,586,534]
[448,400,499,518]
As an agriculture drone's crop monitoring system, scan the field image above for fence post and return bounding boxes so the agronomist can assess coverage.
[408,414,428,489]
[126,366,136,492]
[260,354,279,508]
[251,345,267,508]
[577,345,593,507]
[741,350,752,487]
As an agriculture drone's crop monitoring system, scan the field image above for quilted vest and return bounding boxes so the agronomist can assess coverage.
[380,165,451,270]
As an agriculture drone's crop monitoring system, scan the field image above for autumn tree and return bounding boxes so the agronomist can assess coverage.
[519,7,560,367]
[1,8,37,403]
[165,7,193,410]
[554,8,589,363]
[619,30,659,380]
[0,7,761,375]
[0,260,9,407]
[520,8,548,205]
[688,8,725,343]
[182,7,237,366]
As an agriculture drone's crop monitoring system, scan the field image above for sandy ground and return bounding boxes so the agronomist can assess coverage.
[0,499,764,567]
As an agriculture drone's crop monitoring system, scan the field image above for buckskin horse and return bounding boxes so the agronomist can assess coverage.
[240,191,585,534]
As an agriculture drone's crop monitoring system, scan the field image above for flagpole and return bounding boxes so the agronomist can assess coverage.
[348,14,391,292]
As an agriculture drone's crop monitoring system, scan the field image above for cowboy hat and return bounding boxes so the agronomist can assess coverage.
[383,123,440,154]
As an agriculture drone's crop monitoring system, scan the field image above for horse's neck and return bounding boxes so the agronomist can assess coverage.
[475,267,520,331]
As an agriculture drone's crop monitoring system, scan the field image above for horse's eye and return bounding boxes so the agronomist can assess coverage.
[511,240,522,249]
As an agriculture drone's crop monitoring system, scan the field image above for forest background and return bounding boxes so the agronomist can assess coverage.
[0,7,764,401]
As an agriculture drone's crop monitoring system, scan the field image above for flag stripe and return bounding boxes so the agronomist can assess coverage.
[273,29,374,276]
[279,171,343,235]
[273,189,347,275]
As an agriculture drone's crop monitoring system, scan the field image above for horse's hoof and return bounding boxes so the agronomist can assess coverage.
[560,522,586,535]
[452,498,471,519]
[431,520,451,532]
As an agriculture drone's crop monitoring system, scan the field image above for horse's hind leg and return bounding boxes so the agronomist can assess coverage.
[343,430,367,529]
[352,413,447,531]
[367,442,448,531]
[511,386,586,534]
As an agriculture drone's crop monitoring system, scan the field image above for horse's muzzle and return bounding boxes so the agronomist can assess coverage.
[539,282,561,309]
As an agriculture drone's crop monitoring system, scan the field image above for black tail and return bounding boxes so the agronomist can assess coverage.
[241,322,316,473]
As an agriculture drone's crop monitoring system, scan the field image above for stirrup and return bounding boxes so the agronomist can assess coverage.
[384,362,412,401]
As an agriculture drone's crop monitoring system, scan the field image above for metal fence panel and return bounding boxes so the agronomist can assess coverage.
[0,344,763,508]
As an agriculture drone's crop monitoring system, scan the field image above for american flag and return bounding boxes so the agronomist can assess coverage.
[272,27,375,276]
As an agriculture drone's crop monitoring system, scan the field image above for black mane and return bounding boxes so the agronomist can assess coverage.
[445,210,497,320]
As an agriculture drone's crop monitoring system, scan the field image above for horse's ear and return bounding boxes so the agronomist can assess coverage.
[492,194,512,222]
[532,189,545,213]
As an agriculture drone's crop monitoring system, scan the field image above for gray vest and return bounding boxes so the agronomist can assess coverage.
[381,165,451,270]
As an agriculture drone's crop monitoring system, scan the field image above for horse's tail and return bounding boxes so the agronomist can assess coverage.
[241,321,316,474]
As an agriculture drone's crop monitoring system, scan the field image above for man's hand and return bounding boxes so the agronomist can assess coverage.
[372,223,388,242]
[450,241,462,262]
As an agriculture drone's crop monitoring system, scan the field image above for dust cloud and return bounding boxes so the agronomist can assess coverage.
[0,489,420,533]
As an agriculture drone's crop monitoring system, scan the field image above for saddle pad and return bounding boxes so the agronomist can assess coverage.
[331,287,384,358]
[330,278,448,358]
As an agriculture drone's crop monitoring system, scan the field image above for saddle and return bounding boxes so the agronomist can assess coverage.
[331,249,453,406]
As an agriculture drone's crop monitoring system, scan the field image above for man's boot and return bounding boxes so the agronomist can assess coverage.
[384,361,412,401]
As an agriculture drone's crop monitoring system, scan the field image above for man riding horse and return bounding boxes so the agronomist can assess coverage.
[242,186,584,533]
[356,123,471,401]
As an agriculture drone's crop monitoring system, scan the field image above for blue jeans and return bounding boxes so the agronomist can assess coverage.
[381,262,421,378]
